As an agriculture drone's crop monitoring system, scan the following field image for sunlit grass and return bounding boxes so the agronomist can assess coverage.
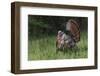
[28,32,88,60]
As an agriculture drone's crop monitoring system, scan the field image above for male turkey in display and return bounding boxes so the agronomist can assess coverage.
[56,19,80,50]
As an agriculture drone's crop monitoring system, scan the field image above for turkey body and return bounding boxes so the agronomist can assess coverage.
[56,19,80,50]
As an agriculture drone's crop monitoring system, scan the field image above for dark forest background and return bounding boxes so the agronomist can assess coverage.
[28,15,88,39]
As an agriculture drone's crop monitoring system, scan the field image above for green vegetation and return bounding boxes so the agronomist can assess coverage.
[28,15,88,60]
[28,31,88,60]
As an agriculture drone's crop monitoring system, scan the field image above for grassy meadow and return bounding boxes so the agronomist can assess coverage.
[28,31,88,60]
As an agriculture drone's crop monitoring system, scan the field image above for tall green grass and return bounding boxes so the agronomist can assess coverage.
[28,32,88,60]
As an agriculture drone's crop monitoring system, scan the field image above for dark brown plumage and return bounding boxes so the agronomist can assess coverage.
[66,19,80,42]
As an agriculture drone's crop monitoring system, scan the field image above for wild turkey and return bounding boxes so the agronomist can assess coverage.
[56,19,80,50]
[66,19,80,43]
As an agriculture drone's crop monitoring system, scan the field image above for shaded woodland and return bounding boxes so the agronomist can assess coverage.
[28,15,88,39]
